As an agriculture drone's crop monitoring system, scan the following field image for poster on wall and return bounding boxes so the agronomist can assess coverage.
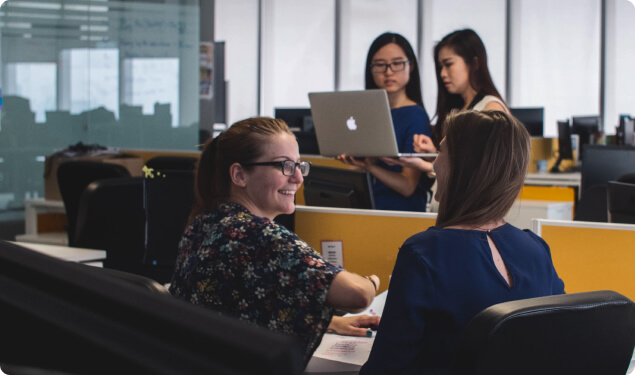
[200,42,213,100]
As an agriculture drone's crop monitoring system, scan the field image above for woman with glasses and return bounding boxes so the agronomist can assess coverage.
[337,32,433,212]
[170,117,381,367]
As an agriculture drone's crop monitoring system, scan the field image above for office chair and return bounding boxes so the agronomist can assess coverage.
[57,161,131,247]
[145,155,198,172]
[607,181,635,224]
[618,173,635,184]
[574,184,608,222]
[73,177,147,275]
[451,290,635,375]
[143,169,195,284]
[85,265,170,295]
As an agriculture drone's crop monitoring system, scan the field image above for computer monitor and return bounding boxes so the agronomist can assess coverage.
[275,108,319,154]
[607,181,635,224]
[571,115,600,160]
[0,240,304,375]
[510,107,544,137]
[551,120,573,173]
[581,145,635,194]
[303,165,375,209]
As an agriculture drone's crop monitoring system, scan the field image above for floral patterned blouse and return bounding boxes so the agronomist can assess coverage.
[169,203,341,364]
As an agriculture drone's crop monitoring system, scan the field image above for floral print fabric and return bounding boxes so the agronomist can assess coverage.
[169,203,341,363]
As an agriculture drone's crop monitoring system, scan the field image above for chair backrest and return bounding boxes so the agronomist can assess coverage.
[143,169,195,283]
[57,161,130,246]
[618,173,635,184]
[451,290,635,375]
[574,184,608,222]
[607,181,635,224]
[74,177,146,275]
[87,265,170,295]
[145,156,198,172]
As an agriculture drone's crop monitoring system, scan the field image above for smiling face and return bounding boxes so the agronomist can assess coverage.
[237,132,303,220]
[432,138,450,202]
[371,42,412,95]
[437,46,472,96]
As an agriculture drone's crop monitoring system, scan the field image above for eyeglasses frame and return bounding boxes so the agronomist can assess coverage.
[370,60,410,74]
[241,160,311,176]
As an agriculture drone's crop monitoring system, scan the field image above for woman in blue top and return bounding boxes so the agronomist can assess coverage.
[360,110,565,375]
[338,32,433,212]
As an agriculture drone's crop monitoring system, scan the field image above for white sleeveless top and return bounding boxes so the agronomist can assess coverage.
[472,95,509,113]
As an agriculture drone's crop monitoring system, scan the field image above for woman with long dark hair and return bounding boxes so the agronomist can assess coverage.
[337,32,433,212]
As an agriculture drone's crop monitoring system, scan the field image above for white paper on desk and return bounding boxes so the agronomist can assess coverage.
[312,333,375,366]
[345,290,388,317]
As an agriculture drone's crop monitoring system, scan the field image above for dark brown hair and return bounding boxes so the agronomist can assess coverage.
[189,117,293,222]
[435,110,530,228]
[433,29,506,144]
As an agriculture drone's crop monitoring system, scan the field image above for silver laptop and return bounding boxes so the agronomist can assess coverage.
[308,89,436,158]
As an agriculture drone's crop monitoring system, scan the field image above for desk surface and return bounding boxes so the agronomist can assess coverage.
[11,241,106,263]
[525,172,581,187]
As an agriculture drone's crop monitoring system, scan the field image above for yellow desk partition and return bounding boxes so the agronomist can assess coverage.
[294,206,437,293]
[532,219,635,301]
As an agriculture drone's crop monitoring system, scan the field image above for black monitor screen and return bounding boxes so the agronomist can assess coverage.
[581,145,635,193]
[0,240,304,375]
[510,107,544,137]
[275,108,319,154]
[303,165,375,209]
[275,108,314,133]
[571,116,600,159]
[607,181,635,224]
[557,120,574,160]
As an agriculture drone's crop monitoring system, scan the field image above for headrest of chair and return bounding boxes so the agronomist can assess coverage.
[452,291,635,375]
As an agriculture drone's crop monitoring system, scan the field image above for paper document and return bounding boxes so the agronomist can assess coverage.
[312,290,389,366]
[312,334,375,366]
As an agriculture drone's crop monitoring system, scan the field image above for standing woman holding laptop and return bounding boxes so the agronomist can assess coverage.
[337,32,433,212]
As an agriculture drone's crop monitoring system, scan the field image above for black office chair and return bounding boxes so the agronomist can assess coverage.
[143,169,195,284]
[86,265,170,295]
[145,156,198,172]
[451,290,635,375]
[574,184,608,222]
[618,173,635,184]
[607,181,635,224]
[57,161,131,246]
[74,177,147,275]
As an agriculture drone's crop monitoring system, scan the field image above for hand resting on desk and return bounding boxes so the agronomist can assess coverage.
[328,315,381,337]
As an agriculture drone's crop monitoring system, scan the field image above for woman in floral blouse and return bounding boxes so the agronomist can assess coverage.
[169,117,380,365]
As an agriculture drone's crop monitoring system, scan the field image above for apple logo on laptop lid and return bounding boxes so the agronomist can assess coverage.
[346,116,358,131]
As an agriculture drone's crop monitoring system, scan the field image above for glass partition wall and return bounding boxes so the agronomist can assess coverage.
[0,0,200,210]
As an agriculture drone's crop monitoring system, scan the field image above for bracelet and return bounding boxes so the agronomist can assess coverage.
[365,276,377,291]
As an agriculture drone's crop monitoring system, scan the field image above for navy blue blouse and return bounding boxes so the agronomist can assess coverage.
[360,224,565,375]
[372,105,431,212]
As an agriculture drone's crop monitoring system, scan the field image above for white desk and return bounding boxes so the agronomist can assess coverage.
[10,241,106,264]
[525,172,581,189]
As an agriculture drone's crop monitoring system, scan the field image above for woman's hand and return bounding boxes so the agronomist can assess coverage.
[413,134,437,154]
[328,315,381,337]
[379,156,433,172]
[336,154,376,170]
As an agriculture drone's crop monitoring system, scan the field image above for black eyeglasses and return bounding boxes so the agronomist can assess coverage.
[242,160,311,176]
[371,60,410,73]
